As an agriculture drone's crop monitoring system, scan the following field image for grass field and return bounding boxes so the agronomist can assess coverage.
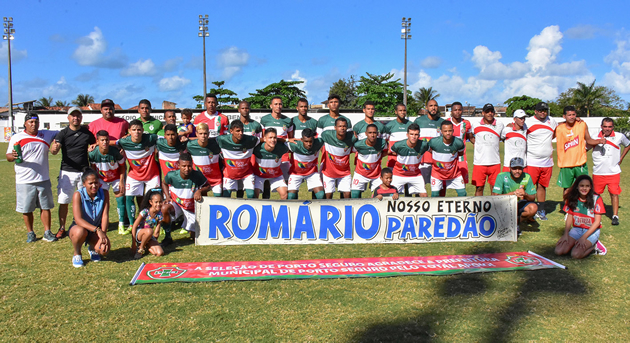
[1,142,628,342]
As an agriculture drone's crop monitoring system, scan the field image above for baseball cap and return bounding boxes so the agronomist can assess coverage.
[24,113,39,121]
[510,157,525,168]
[67,107,82,116]
[101,99,115,108]
[482,103,495,112]
[513,109,527,118]
[535,102,549,111]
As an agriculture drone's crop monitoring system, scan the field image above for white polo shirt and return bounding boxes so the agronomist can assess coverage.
[501,124,527,167]
[592,131,630,175]
[525,115,558,167]
[472,118,504,166]
[7,130,58,184]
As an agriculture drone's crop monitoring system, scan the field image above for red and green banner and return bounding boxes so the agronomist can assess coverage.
[130,251,565,285]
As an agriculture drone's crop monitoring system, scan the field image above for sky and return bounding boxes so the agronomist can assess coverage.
[2,0,630,110]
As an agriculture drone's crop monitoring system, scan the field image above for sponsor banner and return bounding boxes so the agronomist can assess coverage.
[195,196,518,246]
[129,251,565,285]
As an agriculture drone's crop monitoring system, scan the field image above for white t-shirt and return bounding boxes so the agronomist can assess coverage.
[472,119,504,166]
[7,130,58,184]
[592,131,630,175]
[501,124,527,167]
[525,116,558,167]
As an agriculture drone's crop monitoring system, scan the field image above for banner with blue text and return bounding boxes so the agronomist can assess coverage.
[195,196,517,245]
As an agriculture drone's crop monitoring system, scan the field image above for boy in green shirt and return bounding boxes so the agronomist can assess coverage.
[492,157,538,225]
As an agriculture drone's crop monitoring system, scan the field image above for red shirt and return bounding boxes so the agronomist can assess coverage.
[193,111,229,138]
[89,117,130,141]
[372,185,398,198]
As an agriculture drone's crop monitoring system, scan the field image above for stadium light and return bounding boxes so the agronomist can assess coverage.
[198,14,210,99]
[401,17,411,107]
[3,17,14,135]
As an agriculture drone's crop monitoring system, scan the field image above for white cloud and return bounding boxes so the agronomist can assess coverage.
[604,35,630,93]
[217,46,250,79]
[72,27,126,68]
[291,70,308,95]
[158,76,190,92]
[526,25,563,71]
[41,77,79,99]
[121,59,157,77]
[0,41,27,63]
[420,56,442,69]
[565,25,600,40]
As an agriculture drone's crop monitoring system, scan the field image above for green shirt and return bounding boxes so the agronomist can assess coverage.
[492,172,536,195]
[253,143,290,178]
[353,120,385,140]
[164,170,208,212]
[142,116,163,134]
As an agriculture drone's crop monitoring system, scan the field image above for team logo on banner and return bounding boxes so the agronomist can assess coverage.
[147,266,187,279]
[505,254,542,266]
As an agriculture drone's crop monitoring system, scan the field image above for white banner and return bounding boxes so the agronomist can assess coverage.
[195,196,518,245]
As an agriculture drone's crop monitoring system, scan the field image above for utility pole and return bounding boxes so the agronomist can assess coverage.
[401,17,412,107]
[3,17,15,135]
[198,15,209,99]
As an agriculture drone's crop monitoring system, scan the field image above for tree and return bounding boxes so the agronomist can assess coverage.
[572,80,607,117]
[554,80,627,117]
[413,87,440,109]
[504,95,542,117]
[72,94,95,107]
[193,81,240,110]
[36,97,53,108]
[356,72,404,116]
[328,75,359,109]
[242,80,306,109]
[54,100,69,107]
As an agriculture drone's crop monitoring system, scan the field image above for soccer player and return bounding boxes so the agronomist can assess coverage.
[447,102,474,184]
[50,107,96,239]
[525,101,558,221]
[372,168,399,200]
[156,124,186,178]
[351,124,388,198]
[317,94,353,135]
[162,152,211,241]
[238,101,262,137]
[157,110,177,137]
[187,123,223,196]
[193,94,230,138]
[591,117,630,225]
[354,101,384,139]
[492,157,538,225]
[383,103,412,168]
[555,105,605,192]
[428,121,466,197]
[321,117,357,199]
[138,99,162,134]
[89,130,127,234]
[117,119,160,225]
[291,98,318,139]
[253,128,290,199]
[415,99,444,186]
[471,103,505,196]
[6,113,58,243]
[390,123,429,197]
[287,128,325,199]
[217,120,259,198]
[260,97,294,184]
[501,109,527,172]
[178,109,196,139]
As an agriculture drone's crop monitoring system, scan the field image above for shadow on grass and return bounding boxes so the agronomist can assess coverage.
[350,245,588,343]
[543,200,564,214]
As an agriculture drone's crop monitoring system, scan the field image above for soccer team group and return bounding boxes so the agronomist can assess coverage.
[6,94,629,267]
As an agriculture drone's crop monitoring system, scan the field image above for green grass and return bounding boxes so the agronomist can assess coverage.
[1,142,628,342]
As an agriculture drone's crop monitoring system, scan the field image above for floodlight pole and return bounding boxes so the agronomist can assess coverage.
[199,15,209,99]
[401,18,412,107]
[3,17,14,135]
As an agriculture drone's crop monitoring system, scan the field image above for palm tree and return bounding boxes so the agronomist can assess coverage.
[36,96,53,108]
[413,87,440,109]
[55,100,69,107]
[572,80,606,117]
[72,93,95,107]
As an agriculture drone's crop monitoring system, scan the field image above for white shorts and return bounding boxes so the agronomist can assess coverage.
[392,175,427,194]
[125,175,160,196]
[172,202,196,232]
[288,173,323,191]
[351,173,382,191]
[419,163,432,185]
[255,175,287,192]
[322,174,352,193]
[224,174,254,191]
[99,179,121,193]
[210,184,222,196]
[430,175,465,192]
[57,170,84,204]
